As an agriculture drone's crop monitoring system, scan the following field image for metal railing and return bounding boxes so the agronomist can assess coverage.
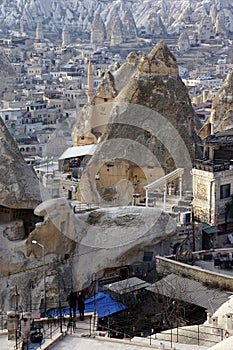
[97,323,132,341]
[67,315,93,336]
[12,314,64,350]
[155,323,224,348]
[0,312,7,331]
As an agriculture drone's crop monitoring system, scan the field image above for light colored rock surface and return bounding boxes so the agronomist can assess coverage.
[211,69,233,132]
[27,198,76,257]
[91,14,106,44]
[3,220,25,241]
[122,9,137,40]
[0,116,41,209]
[74,41,198,202]
[34,198,76,240]
[0,222,27,276]
[138,41,178,75]
[71,206,176,290]
[0,195,177,313]
[95,71,117,100]
[1,0,233,41]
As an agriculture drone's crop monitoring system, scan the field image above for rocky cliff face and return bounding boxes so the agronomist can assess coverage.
[1,0,233,40]
[0,203,176,313]
[71,206,176,290]
[211,69,233,133]
[112,41,196,163]
[0,117,41,209]
[77,41,198,202]
[0,49,16,97]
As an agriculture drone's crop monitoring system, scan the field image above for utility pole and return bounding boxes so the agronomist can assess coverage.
[192,211,196,252]
[93,274,98,332]
[57,274,63,334]
[32,240,46,315]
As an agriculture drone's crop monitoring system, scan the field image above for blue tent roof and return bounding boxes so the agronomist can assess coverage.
[48,292,127,318]
[84,292,127,318]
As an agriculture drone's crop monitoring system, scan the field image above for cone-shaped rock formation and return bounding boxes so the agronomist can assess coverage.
[0,117,41,208]
[211,69,233,132]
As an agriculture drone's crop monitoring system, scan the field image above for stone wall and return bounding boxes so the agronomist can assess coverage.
[155,256,233,291]
[192,166,233,228]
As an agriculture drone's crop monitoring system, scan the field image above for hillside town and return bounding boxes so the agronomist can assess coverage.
[1,1,233,349]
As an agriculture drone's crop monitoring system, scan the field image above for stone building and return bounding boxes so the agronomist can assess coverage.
[192,129,233,248]
[215,57,233,76]
[192,69,233,248]
[198,15,215,43]
[25,101,60,124]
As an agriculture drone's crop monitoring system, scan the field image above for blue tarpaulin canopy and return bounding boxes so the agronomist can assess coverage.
[84,292,127,318]
[48,292,127,318]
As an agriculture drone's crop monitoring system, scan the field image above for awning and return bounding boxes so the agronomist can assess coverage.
[146,273,230,313]
[84,292,127,317]
[105,277,151,295]
[58,144,97,161]
[202,224,219,234]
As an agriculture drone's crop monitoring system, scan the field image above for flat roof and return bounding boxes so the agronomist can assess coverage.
[105,277,151,295]
[202,224,219,234]
[59,144,97,161]
[146,273,230,313]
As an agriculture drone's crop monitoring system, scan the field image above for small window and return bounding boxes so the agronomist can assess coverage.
[220,184,231,199]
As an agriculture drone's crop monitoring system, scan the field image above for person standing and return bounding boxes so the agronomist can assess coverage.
[77,291,85,321]
[67,290,77,320]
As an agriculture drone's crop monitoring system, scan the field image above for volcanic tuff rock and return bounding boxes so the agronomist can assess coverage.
[71,206,176,290]
[137,42,179,74]
[110,14,124,46]
[95,71,118,100]
[0,49,16,97]
[0,117,41,209]
[79,41,198,194]
[0,202,176,313]
[122,9,138,40]
[90,14,106,44]
[210,69,233,133]
[1,0,233,40]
